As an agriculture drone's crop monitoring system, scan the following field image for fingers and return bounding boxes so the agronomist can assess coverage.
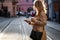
[24,20,30,22]
[24,20,31,24]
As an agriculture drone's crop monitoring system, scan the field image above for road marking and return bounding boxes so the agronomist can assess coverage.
[47,35,52,40]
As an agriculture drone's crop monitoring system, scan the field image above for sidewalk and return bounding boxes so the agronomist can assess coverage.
[47,21,60,31]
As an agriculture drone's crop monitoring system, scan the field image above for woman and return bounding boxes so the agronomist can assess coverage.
[25,0,47,40]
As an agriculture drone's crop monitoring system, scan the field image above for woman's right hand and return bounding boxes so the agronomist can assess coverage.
[24,20,31,24]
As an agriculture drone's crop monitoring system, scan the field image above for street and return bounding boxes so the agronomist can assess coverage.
[0,17,14,32]
[0,17,60,40]
[46,25,60,40]
[46,21,60,40]
[0,17,32,40]
[0,0,60,40]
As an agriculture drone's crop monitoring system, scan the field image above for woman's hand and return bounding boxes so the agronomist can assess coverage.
[24,19,35,25]
[24,20,31,24]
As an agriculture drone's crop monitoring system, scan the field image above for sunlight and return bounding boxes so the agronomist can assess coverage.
[42,0,47,14]
[33,0,47,15]
[33,0,38,15]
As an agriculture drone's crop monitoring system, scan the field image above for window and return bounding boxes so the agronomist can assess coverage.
[26,0,28,2]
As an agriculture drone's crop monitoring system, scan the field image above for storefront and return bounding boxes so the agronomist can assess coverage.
[46,0,60,23]
[53,0,60,23]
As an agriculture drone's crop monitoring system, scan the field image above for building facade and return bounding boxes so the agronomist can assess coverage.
[16,0,34,12]
[0,0,18,17]
[46,0,60,23]
[53,0,60,23]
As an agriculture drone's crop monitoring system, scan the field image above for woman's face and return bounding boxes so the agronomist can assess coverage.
[35,1,43,11]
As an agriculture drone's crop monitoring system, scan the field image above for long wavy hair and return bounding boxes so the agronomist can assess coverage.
[34,0,45,16]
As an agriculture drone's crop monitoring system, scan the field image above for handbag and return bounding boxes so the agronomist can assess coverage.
[30,30,43,40]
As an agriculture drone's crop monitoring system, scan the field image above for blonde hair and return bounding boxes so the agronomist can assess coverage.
[34,0,45,16]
